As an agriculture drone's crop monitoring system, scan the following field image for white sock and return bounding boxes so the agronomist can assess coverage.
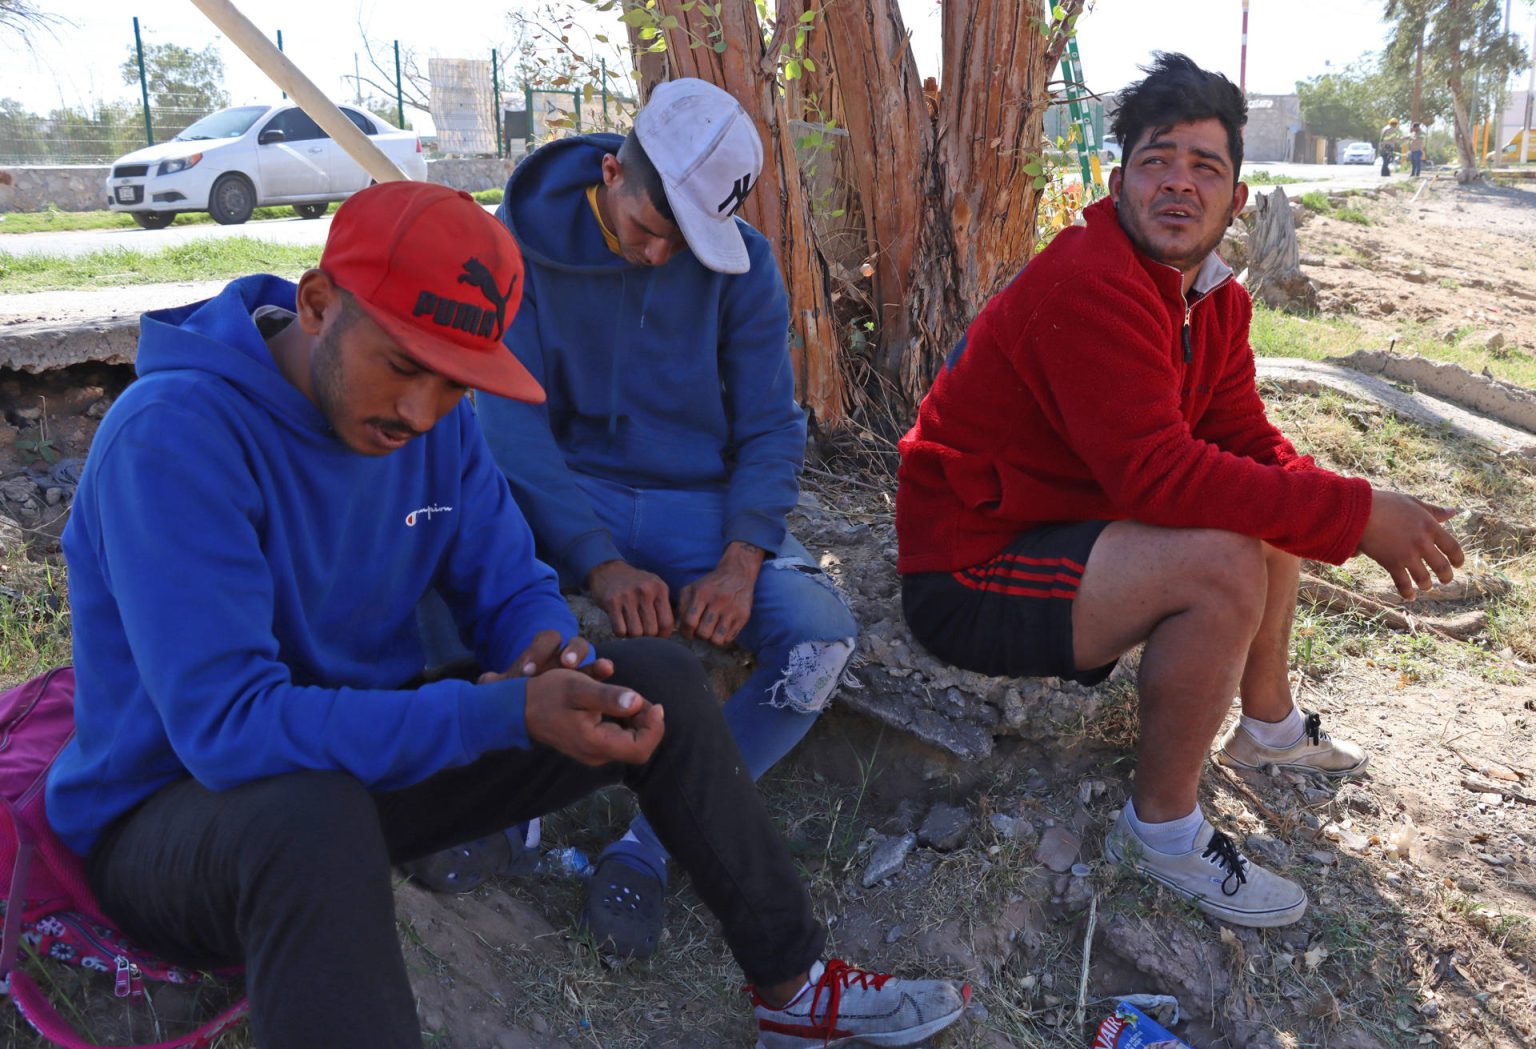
[1124,800,1205,855]
[1241,705,1304,749]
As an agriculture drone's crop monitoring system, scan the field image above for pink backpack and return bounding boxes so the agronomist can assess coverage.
[0,667,247,1048]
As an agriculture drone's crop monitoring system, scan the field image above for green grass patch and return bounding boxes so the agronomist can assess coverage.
[1250,301,1536,389]
[0,203,338,235]
[471,188,503,205]
[1334,206,1371,225]
[1300,190,1333,213]
[1245,169,1306,186]
[0,238,321,292]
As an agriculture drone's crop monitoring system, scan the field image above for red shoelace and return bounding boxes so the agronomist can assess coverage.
[749,958,894,1044]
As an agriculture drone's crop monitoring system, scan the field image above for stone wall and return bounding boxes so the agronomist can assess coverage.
[0,165,110,213]
[0,153,530,213]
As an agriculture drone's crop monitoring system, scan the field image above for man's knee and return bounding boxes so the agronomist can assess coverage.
[1181,529,1267,624]
[239,771,388,875]
[765,637,855,715]
[602,637,717,722]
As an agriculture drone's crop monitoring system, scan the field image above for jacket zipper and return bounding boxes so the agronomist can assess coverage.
[1181,304,1193,363]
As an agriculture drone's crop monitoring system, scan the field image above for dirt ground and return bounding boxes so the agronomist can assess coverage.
[1301,178,1536,347]
[3,176,1536,1049]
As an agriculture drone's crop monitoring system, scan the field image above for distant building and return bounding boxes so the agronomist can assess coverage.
[1243,93,1316,164]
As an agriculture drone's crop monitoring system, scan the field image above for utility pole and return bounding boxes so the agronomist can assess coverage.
[1411,17,1424,125]
[1240,0,1250,94]
[1523,22,1534,163]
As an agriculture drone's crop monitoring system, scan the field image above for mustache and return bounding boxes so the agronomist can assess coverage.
[365,418,424,440]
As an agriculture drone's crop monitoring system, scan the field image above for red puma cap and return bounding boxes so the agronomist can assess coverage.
[319,181,543,403]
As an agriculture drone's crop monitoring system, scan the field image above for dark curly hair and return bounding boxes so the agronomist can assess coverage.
[1111,52,1247,185]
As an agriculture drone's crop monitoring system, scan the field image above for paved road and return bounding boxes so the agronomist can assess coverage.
[0,163,1416,259]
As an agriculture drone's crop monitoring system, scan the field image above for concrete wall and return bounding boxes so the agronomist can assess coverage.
[0,153,531,213]
[1244,94,1307,164]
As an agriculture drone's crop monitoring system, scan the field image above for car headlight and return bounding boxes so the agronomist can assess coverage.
[157,153,203,176]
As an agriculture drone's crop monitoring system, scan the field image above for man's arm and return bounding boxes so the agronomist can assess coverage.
[717,231,807,555]
[431,405,593,669]
[1022,274,1373,564]
[474,278,674,637]
[676,233,804,644]
[92,404,535,793]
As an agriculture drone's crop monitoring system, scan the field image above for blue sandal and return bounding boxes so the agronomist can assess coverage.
[402,820,539,894]
[580,855,664,958]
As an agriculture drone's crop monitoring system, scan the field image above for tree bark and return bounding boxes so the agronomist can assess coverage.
[1246,187,1317,313]
[899,1,1081,400]
[1444,0,1481,183]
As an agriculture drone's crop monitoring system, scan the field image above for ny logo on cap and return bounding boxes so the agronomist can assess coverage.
[411,258,519,341]
[717,173,755,217]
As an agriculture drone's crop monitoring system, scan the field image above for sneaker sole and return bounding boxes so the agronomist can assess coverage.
[756,986,970,1049]
[1105,839,1308,928]
[1215,750,1369,779]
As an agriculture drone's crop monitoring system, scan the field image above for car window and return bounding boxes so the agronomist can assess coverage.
[175,106,268,141]
[341,108,378,136]
[262,108,327,143]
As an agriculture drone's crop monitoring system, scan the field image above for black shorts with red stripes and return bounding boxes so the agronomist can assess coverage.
[901,520,1117,687]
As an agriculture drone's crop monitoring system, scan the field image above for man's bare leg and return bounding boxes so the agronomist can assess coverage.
[1072,522,1267,822]
[1237,544,1301,721]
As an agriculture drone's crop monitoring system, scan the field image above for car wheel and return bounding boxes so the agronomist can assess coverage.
[209,174,256,225]
[131,211,175,230]
[293,202,328,220]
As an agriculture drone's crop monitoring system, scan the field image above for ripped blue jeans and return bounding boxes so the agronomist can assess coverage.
[572,474,858,880]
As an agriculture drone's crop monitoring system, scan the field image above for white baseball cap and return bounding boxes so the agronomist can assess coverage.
[633,78,764,274]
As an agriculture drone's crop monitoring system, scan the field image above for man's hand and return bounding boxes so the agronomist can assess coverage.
[477,629,613,684]
[1357,488,1464,601]
[587,561,675,638]
[524,669,664,766]
[678,541,764,646]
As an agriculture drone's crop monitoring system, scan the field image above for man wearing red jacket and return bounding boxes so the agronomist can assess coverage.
[896,53,1462,928]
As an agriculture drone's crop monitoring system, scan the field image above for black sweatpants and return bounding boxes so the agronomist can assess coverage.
[86,639,825,1049]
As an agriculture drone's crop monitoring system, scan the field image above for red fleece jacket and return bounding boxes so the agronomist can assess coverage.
[896,197,1373,574]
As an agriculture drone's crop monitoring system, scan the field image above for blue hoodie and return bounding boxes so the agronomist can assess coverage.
[47,275,580,856]
[475,133,807,582]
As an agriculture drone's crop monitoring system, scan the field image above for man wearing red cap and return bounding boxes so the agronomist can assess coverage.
[47,181,967,1049]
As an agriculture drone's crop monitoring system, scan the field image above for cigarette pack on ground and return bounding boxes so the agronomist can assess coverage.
[1091,1001,1195,1048]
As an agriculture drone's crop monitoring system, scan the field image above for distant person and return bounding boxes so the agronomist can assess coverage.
[1379,117,1402,176]
[1408,122,1426,177]
[897,54,1463,928]
[413,78,858,960]
[49,180,968,1049]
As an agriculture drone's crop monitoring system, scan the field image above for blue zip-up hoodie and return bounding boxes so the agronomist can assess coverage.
[475,133,807,582]
[47,275,579,856]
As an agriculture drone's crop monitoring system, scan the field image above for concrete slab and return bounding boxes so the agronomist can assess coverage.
[0,282,221,372]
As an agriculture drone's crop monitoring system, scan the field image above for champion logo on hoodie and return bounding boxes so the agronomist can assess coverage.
[404,504,453,527]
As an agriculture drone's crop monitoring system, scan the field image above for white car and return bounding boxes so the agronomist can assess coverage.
[1100,134,1122,164]
[1340,141,1376,165]
[104,102,427,229]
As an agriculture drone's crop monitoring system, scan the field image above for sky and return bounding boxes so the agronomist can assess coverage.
[2,0,1534,132]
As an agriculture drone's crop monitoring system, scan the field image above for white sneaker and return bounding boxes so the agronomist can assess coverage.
[751,959,970,1048]
[1104,812,1307,928]
[1215,710,1368,777]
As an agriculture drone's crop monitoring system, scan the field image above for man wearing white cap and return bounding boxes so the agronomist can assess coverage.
[422,78,858,959]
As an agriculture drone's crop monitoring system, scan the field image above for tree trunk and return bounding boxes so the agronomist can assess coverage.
[1445,0,1481,183]
[900,1,1081,401]
[1246,187,1317,313]
[624,0,1079,417]
[625,2,848,425]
